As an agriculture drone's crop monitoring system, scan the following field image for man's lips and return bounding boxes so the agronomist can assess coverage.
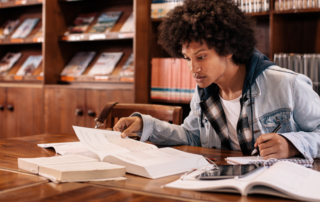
[194,76,205,82]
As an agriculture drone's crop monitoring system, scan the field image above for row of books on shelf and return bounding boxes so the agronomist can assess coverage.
[0,18,41,40]
[151,58,196,101]
[233,0,270,13]
[60,51,134,80]
[65,11,133,35]
[0,51,134,81]
[274,53,320,94]
[274,0,320,10]
[151,0,184,19]
[0,53,42,77]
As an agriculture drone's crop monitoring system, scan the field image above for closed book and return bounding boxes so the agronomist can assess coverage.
[89,11,122,33]
[16,55,42,76]
[67,13,96,34]
[151,58,159,99]
[0,19,20,39]
[61,52,96,76]
[0,52,22,75]
[87,52,123,76]
[119,53,134,77]
[11,18,39,39]
[120,13,134,33]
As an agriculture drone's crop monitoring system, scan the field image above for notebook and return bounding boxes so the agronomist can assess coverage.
[225,156,314,168]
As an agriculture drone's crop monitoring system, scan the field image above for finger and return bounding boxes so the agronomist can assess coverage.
[256,133,276,145]
[258,139,276,151]
[259,146,277,158]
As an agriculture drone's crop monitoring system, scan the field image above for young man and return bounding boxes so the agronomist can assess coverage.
[114,0,320,160]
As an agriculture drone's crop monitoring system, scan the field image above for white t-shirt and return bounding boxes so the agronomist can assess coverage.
[219,95,242,151]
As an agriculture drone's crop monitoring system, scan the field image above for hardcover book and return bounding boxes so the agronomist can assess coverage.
[71,126,209,179]
[16,55,43,76]
[11,18,39,39]
[18,155,126,183]
[89,11,122,33]
[0,52,22,75]
[0,19,20,39]
[119,53,134,77]
[120,13,134,32]
[61,51,96,76]
[67,13,96,34]
[87,52,123,76]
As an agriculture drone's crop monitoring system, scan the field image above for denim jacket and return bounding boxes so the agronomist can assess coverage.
[132,66,320,159]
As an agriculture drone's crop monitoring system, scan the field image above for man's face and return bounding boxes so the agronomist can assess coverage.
[181,41,232,88]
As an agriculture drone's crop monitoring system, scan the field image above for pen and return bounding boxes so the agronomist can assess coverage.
[251,123,282,155]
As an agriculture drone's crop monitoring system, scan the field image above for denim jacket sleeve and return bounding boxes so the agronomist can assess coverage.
[280,74,320,159]
[130,94,202,146]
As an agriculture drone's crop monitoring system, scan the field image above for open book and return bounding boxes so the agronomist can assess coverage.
[18,155,126,183]
[164,161,320,201]
[70,126,209,179]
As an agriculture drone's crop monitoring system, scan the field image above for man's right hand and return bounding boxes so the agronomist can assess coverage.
[113,116,143,138]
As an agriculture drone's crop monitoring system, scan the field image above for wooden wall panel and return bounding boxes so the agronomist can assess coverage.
[44,88,85,135]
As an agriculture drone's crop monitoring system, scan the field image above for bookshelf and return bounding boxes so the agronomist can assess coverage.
[146,0,320,118]
[0,0,151,137]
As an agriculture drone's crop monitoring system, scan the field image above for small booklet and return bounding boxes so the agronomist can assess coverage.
[11,18,39,39]
[119,53,134,77]
[120,13,134,32]
[0,52,22,75]
[0,19,20,39]
[87,52,123,75]
[16,55,43,76]
[89,11,122,33]
[60,51,96,76]
[66,13,96,34]
[69,126,209,179]
[164,161,320,201]
[18,155,126,183]
[225,156,314,168]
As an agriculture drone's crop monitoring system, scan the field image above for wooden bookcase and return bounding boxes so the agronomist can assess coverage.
[146,0,320,118]
[0,0,151,137]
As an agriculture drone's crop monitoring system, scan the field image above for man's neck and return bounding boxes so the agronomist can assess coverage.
[218,63,246,101]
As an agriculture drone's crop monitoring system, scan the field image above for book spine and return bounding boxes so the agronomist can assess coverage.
[181,59,188,101]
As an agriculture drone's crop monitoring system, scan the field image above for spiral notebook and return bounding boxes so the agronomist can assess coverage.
[225,156,314,168]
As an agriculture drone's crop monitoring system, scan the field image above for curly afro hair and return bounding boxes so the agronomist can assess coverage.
[158,0,257,64]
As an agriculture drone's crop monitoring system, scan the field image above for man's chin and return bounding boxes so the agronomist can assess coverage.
[197,83,211,89]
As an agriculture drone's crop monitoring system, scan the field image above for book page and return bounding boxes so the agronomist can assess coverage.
[73,126,158,161]
[19,155,98,165]
[249,161,320,201]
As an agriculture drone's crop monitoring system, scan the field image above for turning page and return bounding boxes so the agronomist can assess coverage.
[73,126,158,161]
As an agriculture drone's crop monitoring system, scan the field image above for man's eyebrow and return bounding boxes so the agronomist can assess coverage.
[193,49,207,55]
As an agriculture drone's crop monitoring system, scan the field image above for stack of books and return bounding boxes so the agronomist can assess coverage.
[274,0,320,11]
[274,53,320,94]
[151,58,196,102]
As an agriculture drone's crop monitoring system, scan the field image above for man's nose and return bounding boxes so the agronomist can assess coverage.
[189,61,201,73]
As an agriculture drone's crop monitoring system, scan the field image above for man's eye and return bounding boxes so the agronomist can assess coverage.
[198,56,205,60]
[184,57,191,61]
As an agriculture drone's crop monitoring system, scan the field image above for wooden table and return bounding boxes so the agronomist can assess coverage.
[2,134,320,202]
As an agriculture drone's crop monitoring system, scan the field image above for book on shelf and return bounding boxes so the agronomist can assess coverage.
[235,0,270,13]
[274,53,320,94]
[151,0,184,19]
[164,161,320,201]
[274,0,319,10]
[61,51,96,77]
[151,58,195,101]
[11,18,39,39]
[89,11,122,33]
[87,52,123,76]
[0,19,20,39]
[39,126,210,179]
[0,52,21,75]
[66,13,97,34]
[18,155,126,183]
[16,55,42,76]
[120,13,134,33]
[119,53,134,77]
[33,27,42,37]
